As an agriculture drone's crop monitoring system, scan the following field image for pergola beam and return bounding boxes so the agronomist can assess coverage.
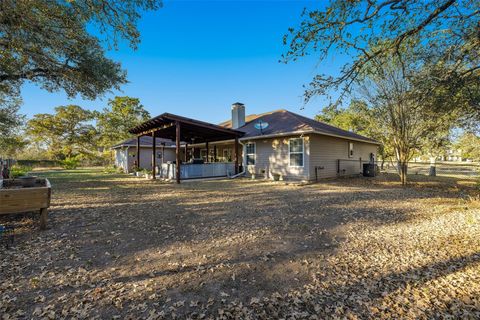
[134,122,176,136]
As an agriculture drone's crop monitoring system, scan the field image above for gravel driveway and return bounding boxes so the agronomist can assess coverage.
[1,169,479,319]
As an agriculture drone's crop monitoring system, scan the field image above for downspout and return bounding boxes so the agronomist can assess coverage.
[229,140,246,178]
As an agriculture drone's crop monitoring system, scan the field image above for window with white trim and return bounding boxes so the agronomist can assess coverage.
[246,143,255,165]
[348,142,354,158]
[289,138,304,167]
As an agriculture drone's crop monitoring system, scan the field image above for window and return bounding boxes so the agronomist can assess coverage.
[289,138,304,167]
[348,142,354,158]
[246,143,255,165]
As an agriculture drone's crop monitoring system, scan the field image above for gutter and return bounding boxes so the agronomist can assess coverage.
[239,130,381,145]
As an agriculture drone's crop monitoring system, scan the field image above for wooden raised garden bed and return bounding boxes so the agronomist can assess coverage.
[0,178,51,230]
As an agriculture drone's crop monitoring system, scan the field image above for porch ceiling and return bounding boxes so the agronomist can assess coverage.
[128,113,244,143]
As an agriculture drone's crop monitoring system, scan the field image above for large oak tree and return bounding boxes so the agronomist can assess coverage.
[0,0,162,100]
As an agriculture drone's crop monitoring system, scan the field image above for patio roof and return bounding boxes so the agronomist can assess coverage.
[128,112,244,143]
[128,113,243,183]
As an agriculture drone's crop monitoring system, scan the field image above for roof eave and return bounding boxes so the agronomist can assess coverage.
[240,130,381,145]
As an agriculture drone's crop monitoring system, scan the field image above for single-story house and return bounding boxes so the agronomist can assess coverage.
[119,103,380,182]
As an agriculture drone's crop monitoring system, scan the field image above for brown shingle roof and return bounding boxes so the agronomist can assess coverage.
[225,109,379,144]
[219,109,286,128]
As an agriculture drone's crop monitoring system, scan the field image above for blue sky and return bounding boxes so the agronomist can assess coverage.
[21,0,336,124]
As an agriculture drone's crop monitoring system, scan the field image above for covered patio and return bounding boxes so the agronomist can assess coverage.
[128,113,245,183]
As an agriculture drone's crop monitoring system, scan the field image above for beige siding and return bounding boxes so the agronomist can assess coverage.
[115,147,176,173]
[308,134,378,180]
[243,135,310,181]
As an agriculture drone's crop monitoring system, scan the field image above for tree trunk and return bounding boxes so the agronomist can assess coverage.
[395,146,409,186]
[399,161,408,185]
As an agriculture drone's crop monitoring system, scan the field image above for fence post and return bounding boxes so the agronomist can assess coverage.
[429,157,436,176]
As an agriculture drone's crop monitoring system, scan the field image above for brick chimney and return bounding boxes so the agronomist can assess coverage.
[231,102,245,129]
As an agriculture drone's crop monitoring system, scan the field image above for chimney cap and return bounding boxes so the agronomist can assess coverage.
[232,102,244,107]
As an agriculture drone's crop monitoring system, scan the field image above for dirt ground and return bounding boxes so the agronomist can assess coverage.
[1,169,479,319]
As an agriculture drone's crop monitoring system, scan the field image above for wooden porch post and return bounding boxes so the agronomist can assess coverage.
[234,137,239,174]
[175,121,181,184]
[136,136,140,170]
[185,143,188,162]
[213,145,217,162]
[161,144,165,178]
[205,142,209,163]
[152,132,156,180]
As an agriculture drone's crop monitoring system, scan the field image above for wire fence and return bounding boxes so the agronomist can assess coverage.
[337,159,479,178]
[382,161,479,178]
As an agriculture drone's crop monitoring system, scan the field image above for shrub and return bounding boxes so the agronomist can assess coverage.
[60,157,80,169]
[10,165,33,178]
[103,165,122,174]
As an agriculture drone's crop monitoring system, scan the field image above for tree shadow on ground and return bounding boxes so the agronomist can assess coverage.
[1,170,478,318]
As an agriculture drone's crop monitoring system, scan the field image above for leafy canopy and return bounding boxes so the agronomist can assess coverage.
[95,96,150,147]
[0,92,25,157]
[27,105,97,159]
[0,0,162,100]
[455,132,480,161]
[284,0,480,119]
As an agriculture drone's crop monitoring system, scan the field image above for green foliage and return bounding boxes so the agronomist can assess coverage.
[103,165,123,174]
[284,0,480,121]
[455,132,480,161]
[10,164,33,178]
[95,96,150,148]
[0,0,161,102]
[316,100,393,162]
[60,157,81,170]
[27,105,97,160]
[0,93,26,157]
[353,55,456,184]
[140,168,152,175]
[316,100,372,136]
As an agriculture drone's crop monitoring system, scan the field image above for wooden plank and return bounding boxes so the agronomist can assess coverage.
[39,208,48,230]
[0,178,51,230]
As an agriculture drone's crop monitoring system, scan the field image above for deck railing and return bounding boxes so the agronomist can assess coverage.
[159,162,235,180]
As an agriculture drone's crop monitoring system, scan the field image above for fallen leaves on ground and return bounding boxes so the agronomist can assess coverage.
[1,169,479,319]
